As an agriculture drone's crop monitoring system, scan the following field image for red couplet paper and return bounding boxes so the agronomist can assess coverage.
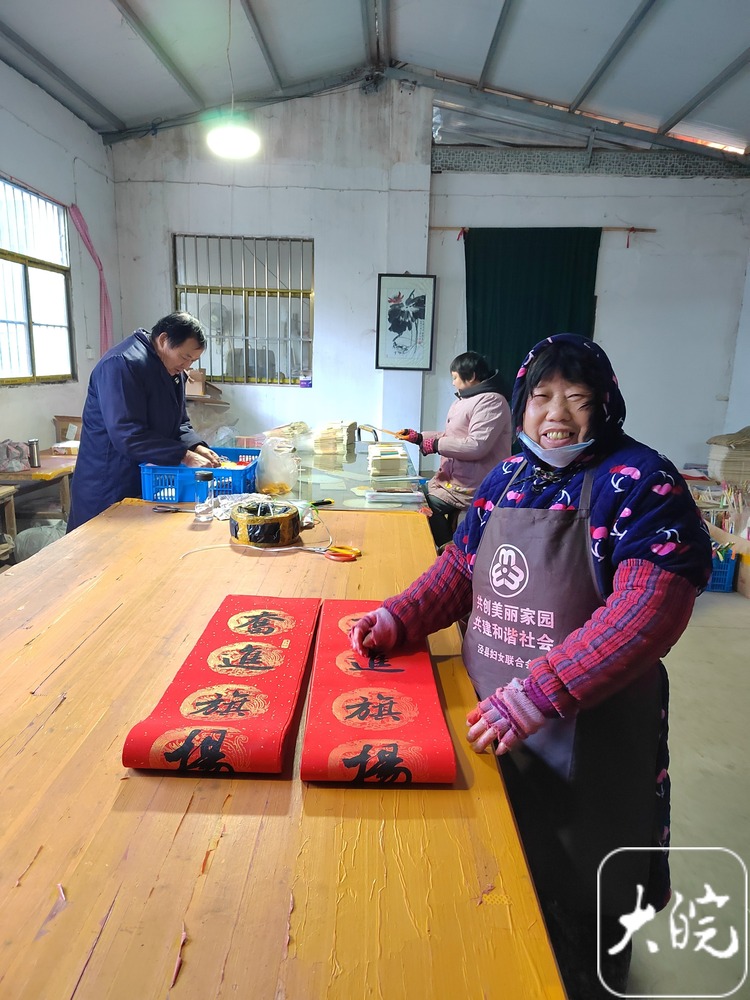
[122,595,320,774]
[300,600,456,784]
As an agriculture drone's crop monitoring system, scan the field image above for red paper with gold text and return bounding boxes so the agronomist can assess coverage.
[122,596,320,774]
[300,600,456,784]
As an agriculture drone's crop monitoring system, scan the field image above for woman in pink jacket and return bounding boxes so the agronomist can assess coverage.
[398,352,511,545]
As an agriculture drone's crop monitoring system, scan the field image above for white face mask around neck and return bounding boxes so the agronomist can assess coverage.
[518,431,594,469]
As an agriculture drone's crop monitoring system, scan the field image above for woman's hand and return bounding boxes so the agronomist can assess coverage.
[396,429,423,446]
[466,677,547,756]
[349,607,400,656]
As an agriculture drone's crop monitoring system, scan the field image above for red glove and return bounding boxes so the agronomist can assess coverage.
[420,436,439,456]
[466,677,551,756]
[349,607,400,656]
[397,428,423,446]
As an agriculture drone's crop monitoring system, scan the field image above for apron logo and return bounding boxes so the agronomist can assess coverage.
[489,544,529,597]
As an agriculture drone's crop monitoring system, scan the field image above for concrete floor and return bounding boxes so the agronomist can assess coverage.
[626,591,750,998]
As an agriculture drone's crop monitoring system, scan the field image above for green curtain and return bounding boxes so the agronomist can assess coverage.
[464,227,602,399]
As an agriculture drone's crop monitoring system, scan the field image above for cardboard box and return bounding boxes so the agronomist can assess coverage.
[737,554,750,599]
[186,368,207,396]
[53,415,82,441]
[51,441,80,456]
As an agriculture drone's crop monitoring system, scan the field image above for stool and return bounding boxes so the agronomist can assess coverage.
[0,485,17,563]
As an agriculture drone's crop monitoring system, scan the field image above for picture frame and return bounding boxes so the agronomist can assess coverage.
[376,273,436,371]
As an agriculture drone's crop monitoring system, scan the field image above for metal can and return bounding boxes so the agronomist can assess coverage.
[28,438,41,467]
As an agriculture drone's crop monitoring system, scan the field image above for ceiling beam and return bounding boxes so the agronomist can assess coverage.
[384,64,749,164]
[100,65,370,144]
[0,15,125,130]
[361,0,378,66]
[477,0,516,91]
[239,0,283,91]
[108,0,204,106]
[435,98,604,145]
[658,45,750,136]
[378,0,391,67]
[569,0,660,112]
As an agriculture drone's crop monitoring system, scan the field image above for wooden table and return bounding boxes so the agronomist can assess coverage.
[0,501,565,999]
[0,450,76,519]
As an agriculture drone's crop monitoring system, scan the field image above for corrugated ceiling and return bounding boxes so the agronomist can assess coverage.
[0,0,747,161]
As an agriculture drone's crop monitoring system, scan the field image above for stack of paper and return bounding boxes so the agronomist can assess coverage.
[367,443,409,477]
[707,428,750,484]
[313,421,354,455]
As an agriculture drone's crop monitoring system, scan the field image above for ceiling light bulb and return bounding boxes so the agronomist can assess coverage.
[206,121,261,159]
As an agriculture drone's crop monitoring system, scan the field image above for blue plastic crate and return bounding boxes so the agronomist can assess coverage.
[140,448,258,503]
[705,552,736,593]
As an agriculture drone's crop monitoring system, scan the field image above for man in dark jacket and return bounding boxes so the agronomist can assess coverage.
[67,312,220,531]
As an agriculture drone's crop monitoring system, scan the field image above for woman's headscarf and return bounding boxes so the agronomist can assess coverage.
[511,334,627,464]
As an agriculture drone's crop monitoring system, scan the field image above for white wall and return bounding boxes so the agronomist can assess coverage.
[425,172,750,469]
[3,62,748,470]
[111,81,432,441]
[0,62,120,447]
[725,248,750,435]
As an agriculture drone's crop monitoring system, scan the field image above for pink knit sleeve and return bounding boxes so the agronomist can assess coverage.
[527,559,698,715]
[384,543,473,645]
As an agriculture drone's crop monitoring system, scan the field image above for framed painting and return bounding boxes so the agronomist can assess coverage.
[376,273,436,371]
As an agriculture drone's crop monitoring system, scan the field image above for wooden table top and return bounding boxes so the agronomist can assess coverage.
[0,501,564,999]
[0,449,76,482]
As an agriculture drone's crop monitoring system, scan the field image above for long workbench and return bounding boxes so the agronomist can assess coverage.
[0,500,565,998]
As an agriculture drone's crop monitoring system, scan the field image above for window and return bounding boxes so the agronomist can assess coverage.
[0,179,74,382]
[174,235,313,385]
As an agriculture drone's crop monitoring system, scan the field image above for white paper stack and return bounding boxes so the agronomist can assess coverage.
[313,421,354,455]
[367,443,409,477]
[708,445,750,484]
[365,489,424,503]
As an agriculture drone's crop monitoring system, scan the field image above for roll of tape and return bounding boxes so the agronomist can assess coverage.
[229,500,301,547]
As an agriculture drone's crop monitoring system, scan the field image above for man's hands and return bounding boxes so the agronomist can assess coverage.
[182,444,222,468]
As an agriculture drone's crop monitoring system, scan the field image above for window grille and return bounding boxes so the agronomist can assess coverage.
[0,179,73,383]
[174,235,313,385]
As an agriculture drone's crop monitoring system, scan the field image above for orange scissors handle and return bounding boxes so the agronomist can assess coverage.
[324,545,361,562]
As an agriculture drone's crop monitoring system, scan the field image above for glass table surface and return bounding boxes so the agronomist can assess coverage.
[289,444,427,512]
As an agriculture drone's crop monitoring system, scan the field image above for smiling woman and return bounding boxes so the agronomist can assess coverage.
[350,333,713,997]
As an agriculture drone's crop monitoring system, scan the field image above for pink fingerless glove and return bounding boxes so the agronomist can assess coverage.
[349,607,400,656]
[398,428,423,446]
[420,435,439,456]
[467,676,555,755]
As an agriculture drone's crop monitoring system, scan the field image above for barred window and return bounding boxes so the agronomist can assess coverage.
[0,178,73,383]
[174,235,313,385]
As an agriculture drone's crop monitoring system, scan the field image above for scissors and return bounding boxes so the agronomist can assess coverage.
[152,504,192,513]
[306,544,362,562]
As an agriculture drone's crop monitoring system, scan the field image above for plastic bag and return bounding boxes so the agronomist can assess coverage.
[255,440,298,496]
[209,424,237,448]
[0,439,30,472]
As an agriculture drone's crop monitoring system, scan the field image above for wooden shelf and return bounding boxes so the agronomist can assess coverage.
[186,396,229,407]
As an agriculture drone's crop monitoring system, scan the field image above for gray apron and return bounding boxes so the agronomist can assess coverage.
[463,464,663,914]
